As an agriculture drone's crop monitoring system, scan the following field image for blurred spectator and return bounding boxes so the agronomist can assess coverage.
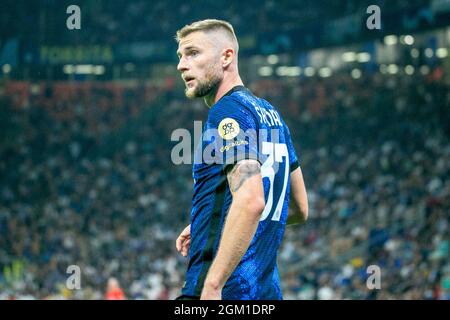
[105,277,126,300]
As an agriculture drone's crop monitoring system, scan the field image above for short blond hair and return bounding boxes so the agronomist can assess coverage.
[175,19,238,51]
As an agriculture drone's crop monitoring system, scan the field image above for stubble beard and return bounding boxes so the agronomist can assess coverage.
[185,66,222,99]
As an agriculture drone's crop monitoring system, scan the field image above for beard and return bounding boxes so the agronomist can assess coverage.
[185,66,222,99]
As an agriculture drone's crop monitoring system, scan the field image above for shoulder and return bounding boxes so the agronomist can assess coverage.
[207,93,259,129]
[209,94,246,116]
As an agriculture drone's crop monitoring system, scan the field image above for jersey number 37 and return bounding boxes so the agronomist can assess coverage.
[259,141,289,222]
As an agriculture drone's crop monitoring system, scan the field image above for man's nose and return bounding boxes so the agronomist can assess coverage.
[177,58,188,73]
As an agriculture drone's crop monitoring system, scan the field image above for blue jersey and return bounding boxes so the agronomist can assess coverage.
[181,86,299,300]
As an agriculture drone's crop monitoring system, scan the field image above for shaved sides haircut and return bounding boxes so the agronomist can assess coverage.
[175,19,239,54]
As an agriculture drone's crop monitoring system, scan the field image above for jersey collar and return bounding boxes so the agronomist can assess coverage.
[223,85,248,98]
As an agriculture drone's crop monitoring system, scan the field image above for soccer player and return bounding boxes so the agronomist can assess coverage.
[174,19,308,300]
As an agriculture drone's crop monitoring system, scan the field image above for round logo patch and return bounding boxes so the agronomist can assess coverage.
[218,118,240,140]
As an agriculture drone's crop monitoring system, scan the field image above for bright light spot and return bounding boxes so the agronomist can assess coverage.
[93,65,105,75]
[2,64,11,74]
[304,67,315,77]
[436,48,448,58]
[384,35,398,46]
[357,52,371,63]
[276,66,287,76]
[405,65,414,75]
[267,55,279,64]
[276,66,301,77]
[63,64,105,75]
[404,35,414,45]
[387,64,398,74]
[351,69,362,79]
[286,67,301,76]
[259,66,273,77]
[63,65,74,74]
[342,52,356,62]
[318,67,332,78]
[411,48,419,59]
[425,48,434,58]
[76,65,95,74]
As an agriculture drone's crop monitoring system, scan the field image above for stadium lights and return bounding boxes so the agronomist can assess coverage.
[405,65,415,75]
[63,65,75,74]
[76,65,95,74]
[275,67,286,76]
[63,64,106,75]
[276,66,301,77]
[288,67,301,76]
[411,48,420,59]
[275,66,286,76]
[384,35,398,45]
[387,64,399,74]
[400,35,414,45]
[424,48,434,58]
[267,55,279,64]
[351,69,362,79]
[93,66,105,75]
[258,66,273,76]
[436,48,448,58]
[2,64,11,74]
[357,52,371,63]
[304,67,315,77]
[404,35,414,45]
[318,67,332,78]
[342,52,357,62]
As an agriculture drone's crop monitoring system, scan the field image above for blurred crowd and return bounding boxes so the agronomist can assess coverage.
[1,0,430,45]
[0,65,449,299]
[257,71,450,300]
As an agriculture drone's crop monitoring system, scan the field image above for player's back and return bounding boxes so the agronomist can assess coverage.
[183,86,299,300]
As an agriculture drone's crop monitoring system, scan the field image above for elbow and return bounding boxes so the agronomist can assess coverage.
[253,196,266,215]
[247,195,265,219]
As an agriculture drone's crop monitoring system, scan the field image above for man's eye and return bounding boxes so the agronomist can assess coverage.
[191,51,198,57]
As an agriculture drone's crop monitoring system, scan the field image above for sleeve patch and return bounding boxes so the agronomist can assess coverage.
[218,118,240,140]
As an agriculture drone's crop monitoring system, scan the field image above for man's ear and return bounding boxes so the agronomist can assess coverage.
[221,48,234,68]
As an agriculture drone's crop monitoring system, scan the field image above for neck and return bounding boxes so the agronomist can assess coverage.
[204,73,243,107]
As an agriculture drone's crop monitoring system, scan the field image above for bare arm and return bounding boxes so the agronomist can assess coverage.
[286,167,308,226]
[201,159,265,299]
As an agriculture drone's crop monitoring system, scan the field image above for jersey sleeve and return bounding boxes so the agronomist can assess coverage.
[203,96,261,171]
[284,124,300,172]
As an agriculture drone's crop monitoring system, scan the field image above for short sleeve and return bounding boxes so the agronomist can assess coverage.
[284,125,299,172]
